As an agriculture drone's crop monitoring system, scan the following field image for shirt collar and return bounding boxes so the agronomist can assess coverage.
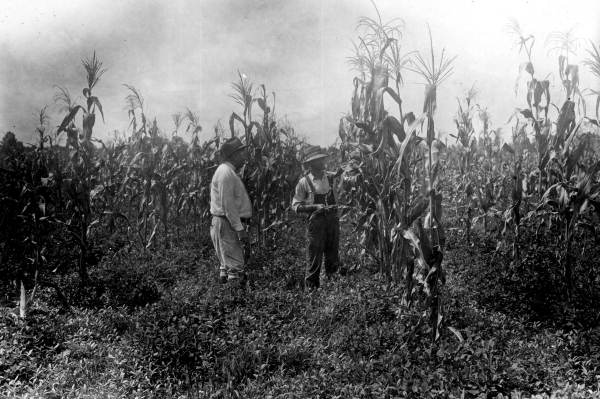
[309,172,325,181]
[223,161,236,172]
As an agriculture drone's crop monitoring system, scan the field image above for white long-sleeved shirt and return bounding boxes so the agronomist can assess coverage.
[210,162,252,231]
[292,172,339,212]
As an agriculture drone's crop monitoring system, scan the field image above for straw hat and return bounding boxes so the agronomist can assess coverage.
[302,145,329,164]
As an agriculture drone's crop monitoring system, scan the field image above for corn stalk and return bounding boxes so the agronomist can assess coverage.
[55,51,106,286]
[403,25,454,341]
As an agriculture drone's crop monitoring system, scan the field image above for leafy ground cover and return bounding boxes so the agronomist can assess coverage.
[1,220,599,398]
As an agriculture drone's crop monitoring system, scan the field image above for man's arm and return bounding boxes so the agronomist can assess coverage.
[292,178,323,213]
[221,171,244,232]
[296,204,324,213]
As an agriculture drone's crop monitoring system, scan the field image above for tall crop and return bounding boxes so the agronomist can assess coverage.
[340,6,455,341]
[342,6,409,281]
[547,29,585,115]
[502,21,600,298]
[583,41,600,120]
[0,132,58,317]
[55,51,106,286]
[403,26,454,340]
[450,87,478,241]
[229,74,303,248]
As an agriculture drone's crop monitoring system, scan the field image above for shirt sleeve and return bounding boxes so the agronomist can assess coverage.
[221,170,244,231]
[292,178,310,213]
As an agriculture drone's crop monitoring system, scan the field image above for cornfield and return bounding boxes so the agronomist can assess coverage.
[2,6,600,397]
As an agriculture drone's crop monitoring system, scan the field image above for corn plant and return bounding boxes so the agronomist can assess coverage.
[120,86,184,249]
[187,136,219,230]
[450,87,479,241]
[35,106,50,151]
[508,19,551,121]
[340,4,412,281]
[341,5,455,341]
[536,131,599,298]
[470,176,503,234]
[184,108,203,145]
[497,144,524,262]
[507,33,600,295]
[55,51,106,286]
[1,136,45,317]
[172,112,183,137]
[0,129,74,317]
[90,138,129,239]
[583,41,600,120]
[547,29,585,115]
[229,71,255,143]
[451,87,477,174]
[402,25,454,340]
[500,24,596,275]
[229,74,303,247]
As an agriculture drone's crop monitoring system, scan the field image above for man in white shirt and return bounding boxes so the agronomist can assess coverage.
[210,137,252,285]
[292,145,341,289]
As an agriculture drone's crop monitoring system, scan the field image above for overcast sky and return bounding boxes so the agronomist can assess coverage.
[1,0,599,146]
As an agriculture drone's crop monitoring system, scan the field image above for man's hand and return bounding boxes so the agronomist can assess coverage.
[310,204,327,215]
[236,229,249,244]
[237,229,251,264]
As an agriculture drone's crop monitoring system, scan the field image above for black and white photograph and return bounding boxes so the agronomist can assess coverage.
[1,0,600,397]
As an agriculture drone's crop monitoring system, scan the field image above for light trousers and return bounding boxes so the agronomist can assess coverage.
[210,216,244,280]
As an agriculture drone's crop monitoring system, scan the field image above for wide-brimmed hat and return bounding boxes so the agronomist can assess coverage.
[219,137,247,159]
[302,145,329,164]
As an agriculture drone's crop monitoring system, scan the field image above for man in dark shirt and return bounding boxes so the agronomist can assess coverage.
[292,145,341,289]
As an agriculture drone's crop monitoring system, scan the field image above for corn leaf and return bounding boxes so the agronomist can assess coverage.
[565,140,586,179]
[338,118,347,142]
[393,131,418,176]
[407,196,429,226]
[383,115,405,142]
[256,97,269,114]
[515,62,534,96]
[229,112,246,138]
[519,108,534,119]
[87,96,105,122]
[380,86,402,107]
[502,143,515,154]
[393,115,426,173]
[402,228,430,271]
[57,106,84,133]
[448,326,464,343]
[146,222,159,249]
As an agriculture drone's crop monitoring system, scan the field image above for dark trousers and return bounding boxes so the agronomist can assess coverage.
[306,212,340,288]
